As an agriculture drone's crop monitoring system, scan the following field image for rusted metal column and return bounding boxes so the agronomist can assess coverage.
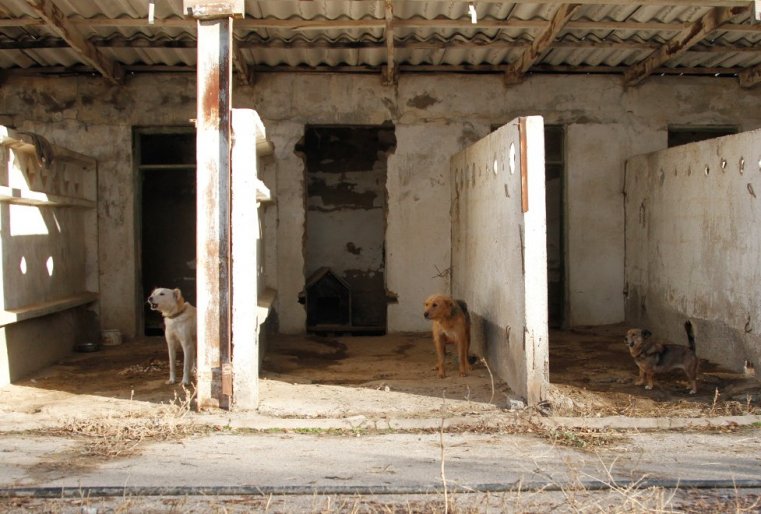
[195,16,233,410]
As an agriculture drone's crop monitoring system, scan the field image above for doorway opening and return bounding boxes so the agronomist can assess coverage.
[297,125,396,335]
[667,125,738,148]
[136,129,196,336]
[545,125,565,328]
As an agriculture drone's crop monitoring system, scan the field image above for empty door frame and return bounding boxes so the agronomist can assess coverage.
[135,127,196,336]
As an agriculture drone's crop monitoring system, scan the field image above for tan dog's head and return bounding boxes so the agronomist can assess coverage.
[423,294,455,321]
[624,328,651,356]
[147,287,186,316]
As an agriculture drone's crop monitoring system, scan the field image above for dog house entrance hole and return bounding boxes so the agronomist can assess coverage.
[298,125,396,335]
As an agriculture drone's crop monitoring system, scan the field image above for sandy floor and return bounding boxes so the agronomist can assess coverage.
[1,324,759,423]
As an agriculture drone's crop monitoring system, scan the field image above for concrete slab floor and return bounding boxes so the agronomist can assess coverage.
[0,327,760,512]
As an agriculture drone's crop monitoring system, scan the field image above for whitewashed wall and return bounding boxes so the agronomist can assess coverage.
[450,117,548,405]
[625,129,761,372]
[0,74,760,338]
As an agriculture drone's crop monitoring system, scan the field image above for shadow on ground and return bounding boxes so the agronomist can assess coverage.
[1,325,759,419]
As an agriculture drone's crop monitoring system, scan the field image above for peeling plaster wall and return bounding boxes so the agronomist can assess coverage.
[625,129,761,372]
[0,74,759,338]
[302,127,392,329]
[0,75,196,339]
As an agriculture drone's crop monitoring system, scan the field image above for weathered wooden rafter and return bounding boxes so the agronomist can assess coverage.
[232,38,253,85]
[10,61,743,77]
[22,0,125,84]
[7,34,759,55]
[738,62,761,86]
[1,1,759,85]
[384,0,395,85]
[504,4,582,85]
[623,5,750,86]
[3,14,752,34]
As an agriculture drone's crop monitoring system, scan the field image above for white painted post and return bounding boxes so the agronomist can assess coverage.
[230,109,262,410]
[520,116,549,405]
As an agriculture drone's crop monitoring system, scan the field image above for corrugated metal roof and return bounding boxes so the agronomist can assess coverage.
[0,1,759,85]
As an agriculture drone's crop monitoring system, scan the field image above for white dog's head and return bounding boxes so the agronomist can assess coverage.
[147,287,186,317]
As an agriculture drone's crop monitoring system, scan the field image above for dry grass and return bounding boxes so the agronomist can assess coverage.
[546,383,761,419]
[41,386,212,458]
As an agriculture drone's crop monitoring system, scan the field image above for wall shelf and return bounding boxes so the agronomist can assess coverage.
[0,291,99,327]
[257,287,277,329]
[0,186,95,208]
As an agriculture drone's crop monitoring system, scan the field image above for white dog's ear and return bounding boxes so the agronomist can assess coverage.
[173,288,184,302]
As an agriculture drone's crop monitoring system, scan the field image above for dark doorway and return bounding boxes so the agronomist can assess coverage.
[545,125,565,328]
[136,129,196,335]
[667,125,738,148]
[297,125,396,335]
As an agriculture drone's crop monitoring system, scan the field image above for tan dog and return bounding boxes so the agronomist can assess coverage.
[624,321,699,394]
[147,287,197,386]
[423,294,471,378]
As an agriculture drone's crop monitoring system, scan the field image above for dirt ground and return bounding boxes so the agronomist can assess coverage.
[1,324,760,421]
[2,325,760,514]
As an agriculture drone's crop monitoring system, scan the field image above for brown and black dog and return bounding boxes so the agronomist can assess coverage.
[423,294,471,378]
[624,321,700,394]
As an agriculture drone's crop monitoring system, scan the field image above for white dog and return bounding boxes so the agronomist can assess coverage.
[147,287,197,385]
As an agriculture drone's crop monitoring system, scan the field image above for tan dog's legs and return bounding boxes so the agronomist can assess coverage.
[457,332,471,377]
[433,326,447,378]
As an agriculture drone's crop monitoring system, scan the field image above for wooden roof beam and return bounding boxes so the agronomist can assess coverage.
[383,0,396,85]
[738,62,761,87]
[8,15,757,34]
[623,5,749,86]
[24,0,125,85]
[233,39,254,85]
[368,1,759,5]
[504,3,581,85]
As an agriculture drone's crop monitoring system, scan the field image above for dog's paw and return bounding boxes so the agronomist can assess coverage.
[644,385,653,390]
[688,389,697,395]
[165,378,177,385]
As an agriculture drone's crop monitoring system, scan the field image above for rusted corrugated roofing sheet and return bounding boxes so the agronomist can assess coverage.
[0,1,759,85]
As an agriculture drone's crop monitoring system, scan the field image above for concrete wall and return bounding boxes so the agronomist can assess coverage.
[625,129,761,373]
[0,74,759,339]
[451,117,549,405]
[0,74,197,339]
[0,127,99,385]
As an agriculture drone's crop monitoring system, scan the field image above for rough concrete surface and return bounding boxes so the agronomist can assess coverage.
[0,326,760,512]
